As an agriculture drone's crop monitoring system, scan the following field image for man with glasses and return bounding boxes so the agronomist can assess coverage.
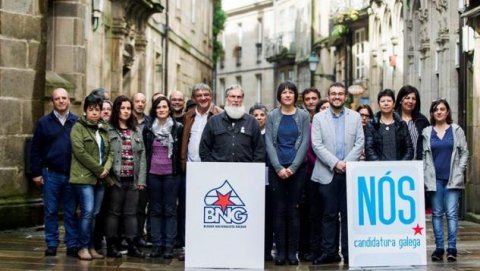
[199,84,264,162]
[169,90,186,124]
[178,83,223,260]
[310,82,364,265]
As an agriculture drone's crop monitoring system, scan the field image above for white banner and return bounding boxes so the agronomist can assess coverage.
[347,161,427,267]
[185,162,265,269]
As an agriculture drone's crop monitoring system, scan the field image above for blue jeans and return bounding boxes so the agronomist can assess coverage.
[431,179,460,250]
[42,168,78,248]
[148,173,180,248]
[74,183,105,249]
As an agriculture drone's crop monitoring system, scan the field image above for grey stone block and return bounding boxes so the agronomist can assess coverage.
[0,0,33,15]
[0,69,36,99]
[0,99,21,135]
[0,39,27,68]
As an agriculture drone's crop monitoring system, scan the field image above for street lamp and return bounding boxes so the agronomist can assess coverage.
[308,52,319,86]
[308,52,319,72]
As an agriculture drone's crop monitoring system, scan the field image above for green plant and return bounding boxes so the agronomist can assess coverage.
[212,0,226,64]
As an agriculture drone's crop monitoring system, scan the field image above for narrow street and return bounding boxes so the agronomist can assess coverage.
[0,216,479,270]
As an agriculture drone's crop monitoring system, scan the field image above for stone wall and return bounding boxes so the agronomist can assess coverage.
[0,0,46,229]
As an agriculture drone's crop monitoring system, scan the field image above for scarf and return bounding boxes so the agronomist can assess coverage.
[151,117,174,158]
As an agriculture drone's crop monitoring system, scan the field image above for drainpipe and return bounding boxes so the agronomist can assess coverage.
[164,0,169,94]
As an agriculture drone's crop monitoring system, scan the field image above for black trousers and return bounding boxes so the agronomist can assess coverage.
[318,172,348,258]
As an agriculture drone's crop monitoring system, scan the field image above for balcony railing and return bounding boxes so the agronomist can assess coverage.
[265,31,296,63]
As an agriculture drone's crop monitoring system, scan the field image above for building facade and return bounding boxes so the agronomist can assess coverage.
[461,0,480,220]
[215,0,275,109]
[0,0,213,229]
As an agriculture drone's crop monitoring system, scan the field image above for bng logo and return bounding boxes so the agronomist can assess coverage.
[204,180,248,224]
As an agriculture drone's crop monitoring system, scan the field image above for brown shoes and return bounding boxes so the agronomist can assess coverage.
[77,248,92,261]
[89,249,105,259]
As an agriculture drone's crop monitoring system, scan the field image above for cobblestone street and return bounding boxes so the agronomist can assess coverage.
[0,216,480,270]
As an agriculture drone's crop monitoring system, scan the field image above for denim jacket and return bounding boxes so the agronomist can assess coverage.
[422,124,469,191]
[265,107,309,174]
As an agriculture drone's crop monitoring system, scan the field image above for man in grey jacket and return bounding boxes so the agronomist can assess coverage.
[310,82,364,265]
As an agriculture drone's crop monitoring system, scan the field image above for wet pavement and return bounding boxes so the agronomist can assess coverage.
[1,216,480,270]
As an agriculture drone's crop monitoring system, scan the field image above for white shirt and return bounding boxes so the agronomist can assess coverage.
[53,110,69,126]
[187,108,209,162]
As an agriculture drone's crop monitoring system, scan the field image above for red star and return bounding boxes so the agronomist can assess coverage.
[413,224,424,235]
[214,191,234,212]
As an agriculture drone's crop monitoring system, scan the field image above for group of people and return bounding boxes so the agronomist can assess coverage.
[30,80,468,265]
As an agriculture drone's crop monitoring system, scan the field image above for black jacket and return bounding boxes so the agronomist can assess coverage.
[143,118,183,175]
[396,110,429,160]
[365,112,414,161]
[199,112,265,162]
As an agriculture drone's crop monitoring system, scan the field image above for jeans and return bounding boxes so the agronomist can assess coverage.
[319,173,347,258]
[431,179,460,250]
[42,168,78,248]
[148,173,180,248]
[269,165,306,260]
[74,183,105,249]
[104,179,139,239]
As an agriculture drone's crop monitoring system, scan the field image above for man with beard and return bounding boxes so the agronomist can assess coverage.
[169,90,185,124]
[310,82,364,266]
[199,84,264,162]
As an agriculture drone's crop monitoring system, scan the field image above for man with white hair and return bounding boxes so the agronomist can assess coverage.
[199,85,264,162]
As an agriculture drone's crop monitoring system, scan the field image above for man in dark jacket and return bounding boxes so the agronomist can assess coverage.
[199,85,265,163]
[29,88,79,257]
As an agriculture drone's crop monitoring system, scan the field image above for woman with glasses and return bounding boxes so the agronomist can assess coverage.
[356,104,373,161]
[265,81,309,265]
[423,99,468,263]
[365,89,414,161]
[356,104,373,128]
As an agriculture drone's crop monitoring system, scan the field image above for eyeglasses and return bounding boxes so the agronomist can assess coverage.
[329,92,345,97]
[360,113,371,118]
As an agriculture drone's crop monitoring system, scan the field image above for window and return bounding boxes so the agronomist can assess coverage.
[353,28,366,80]
[219,78,225,102]
[235,76,242,86]
[256,74,262,103]
[191,0,196,24]
[257,18,263,44]
[238,23,243,46]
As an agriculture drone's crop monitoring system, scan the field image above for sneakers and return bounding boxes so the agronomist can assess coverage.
[447,248,457,262]
[431,248,444,262]
[77,248,93,261]
[44,247,57,256]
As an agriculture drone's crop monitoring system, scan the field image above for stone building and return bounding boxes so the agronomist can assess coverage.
[461,0,480,220]
[215,0,275,109]
[0,0,213,229]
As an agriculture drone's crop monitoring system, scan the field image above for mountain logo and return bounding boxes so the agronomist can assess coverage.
[203,180,248,225]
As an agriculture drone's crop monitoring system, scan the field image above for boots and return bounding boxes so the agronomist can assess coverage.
[126,238,145,258]
[106,238,122,258]
[163,246,174,259]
